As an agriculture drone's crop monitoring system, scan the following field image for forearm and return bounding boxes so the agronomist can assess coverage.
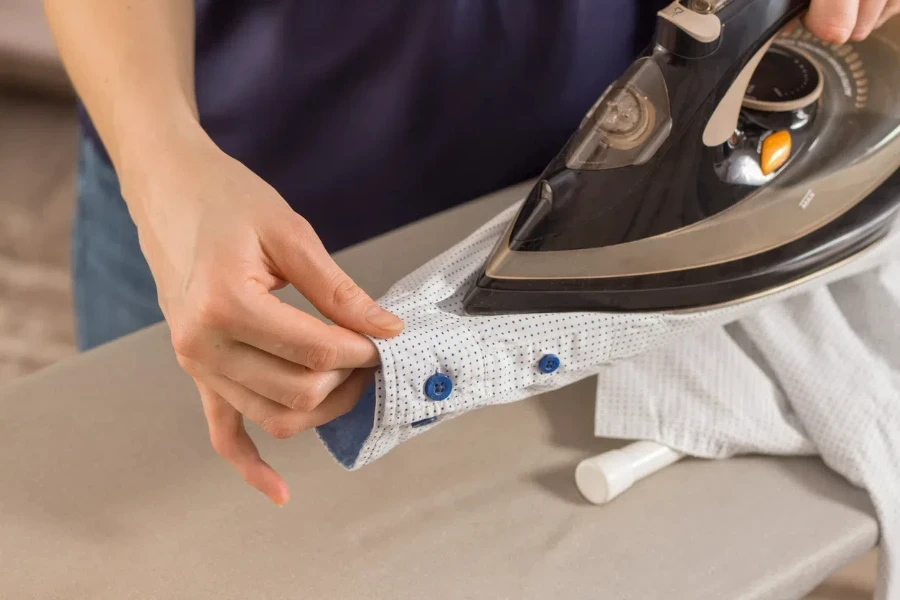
[43,0,201,192]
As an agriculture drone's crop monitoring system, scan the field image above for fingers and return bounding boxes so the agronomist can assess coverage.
[853,0,889,39]
[203,370,367,440]
[172,280,380,372]
[805,0,898,43]
[320,367,378,421]
[260,215,404,339]
[195,368,374,506]
[806,0,860,43]
[876,0,900,27]
[235,290,382,370]
[213,341,354,410]
[196,379,290,506]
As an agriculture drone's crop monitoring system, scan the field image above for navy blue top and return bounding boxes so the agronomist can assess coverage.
[79,1,665,252]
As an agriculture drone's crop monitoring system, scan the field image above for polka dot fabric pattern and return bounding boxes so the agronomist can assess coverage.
[318,198,900,598]
[348,203,683,468]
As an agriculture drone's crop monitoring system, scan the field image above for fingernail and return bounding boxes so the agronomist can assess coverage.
[365,304,403,331]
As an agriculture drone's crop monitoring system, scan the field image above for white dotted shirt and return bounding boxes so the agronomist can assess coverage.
[317,202,900,599]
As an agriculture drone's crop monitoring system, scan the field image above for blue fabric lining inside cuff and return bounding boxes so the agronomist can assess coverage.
[315,379,377,469]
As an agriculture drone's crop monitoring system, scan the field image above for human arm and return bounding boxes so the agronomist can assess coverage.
[42,0,403,506]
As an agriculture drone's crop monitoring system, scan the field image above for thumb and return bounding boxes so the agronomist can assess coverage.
[262,214,404,338]
[804,0,859,44]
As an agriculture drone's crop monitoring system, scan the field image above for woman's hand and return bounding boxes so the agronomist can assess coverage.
[122,127,402,506]
[806,0,900,43]
[43,0,400,508]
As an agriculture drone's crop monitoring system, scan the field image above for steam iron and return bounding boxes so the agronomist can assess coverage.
[464,0,900,314]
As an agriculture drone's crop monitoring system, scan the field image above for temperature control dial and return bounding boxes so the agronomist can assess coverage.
[743,45,823,113]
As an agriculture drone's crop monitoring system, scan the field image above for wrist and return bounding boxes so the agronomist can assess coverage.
[112,103,211,211]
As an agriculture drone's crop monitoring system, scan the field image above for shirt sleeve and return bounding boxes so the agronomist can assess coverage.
[315,196,896,469]
[315,202,668,469]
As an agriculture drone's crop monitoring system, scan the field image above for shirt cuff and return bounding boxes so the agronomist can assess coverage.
[313,198,676,469]
[315,380,377,469]
[315,314,491,470]
[313,201,673,469]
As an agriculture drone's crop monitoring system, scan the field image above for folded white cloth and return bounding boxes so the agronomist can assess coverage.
[316,200,900,599]
[594,265,900,599]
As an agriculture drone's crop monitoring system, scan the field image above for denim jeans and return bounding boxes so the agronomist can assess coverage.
[72,135,163,351]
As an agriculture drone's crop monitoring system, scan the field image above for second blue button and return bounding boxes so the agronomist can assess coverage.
[538,354,560,374]
[424,373,453,401]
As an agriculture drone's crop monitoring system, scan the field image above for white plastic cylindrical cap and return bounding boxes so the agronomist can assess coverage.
[575,442,684,505]
[575,450,636,505]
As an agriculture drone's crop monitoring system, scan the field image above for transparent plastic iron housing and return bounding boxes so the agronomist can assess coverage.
[565,58,672,171]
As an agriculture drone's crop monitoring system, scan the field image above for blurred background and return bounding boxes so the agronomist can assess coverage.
[1,0,77,382]
[0,1,880,596]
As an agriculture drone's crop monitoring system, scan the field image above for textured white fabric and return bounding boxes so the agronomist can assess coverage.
[344,200,900,599]
[594,268,900,600]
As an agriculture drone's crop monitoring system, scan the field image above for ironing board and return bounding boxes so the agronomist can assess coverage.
[0,181,878,600]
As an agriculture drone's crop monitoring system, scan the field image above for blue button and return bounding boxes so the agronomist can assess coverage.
[538,354,560,374]
[424,373,453,401]
[412,417,438,428]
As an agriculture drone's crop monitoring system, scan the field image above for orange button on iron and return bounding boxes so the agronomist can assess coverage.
[760,130,792,176]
